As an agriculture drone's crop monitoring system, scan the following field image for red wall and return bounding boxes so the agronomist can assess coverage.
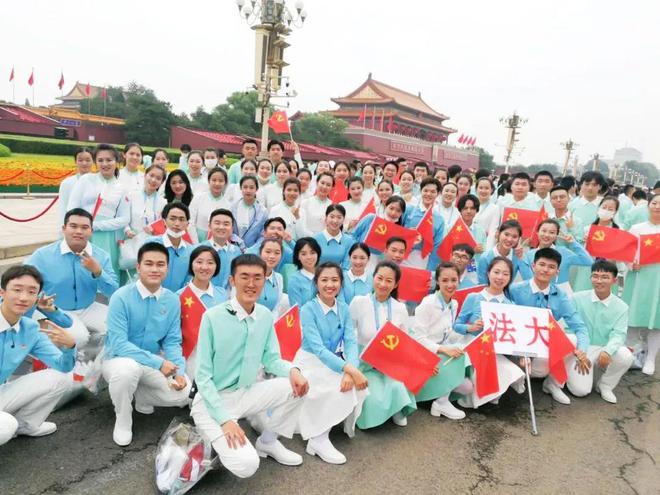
[0,120,57,138]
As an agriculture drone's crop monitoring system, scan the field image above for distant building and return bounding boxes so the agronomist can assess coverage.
[56,82,105,109]
[613,147,642,164]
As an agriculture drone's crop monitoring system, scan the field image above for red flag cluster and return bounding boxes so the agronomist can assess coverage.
[458,135,476,146]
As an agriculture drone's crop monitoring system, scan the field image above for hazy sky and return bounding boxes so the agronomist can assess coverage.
[2,0,659,167]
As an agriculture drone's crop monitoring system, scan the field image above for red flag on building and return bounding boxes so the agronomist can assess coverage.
[416,207,435,258]
[471,137,477,146]
[357,198,376,221]
[267,110,290,134]
[529,205,549,248]
[585,224,637,263]
[85,82,91,96]
[179,285,206,358]
[639,233,660,265]
[387,114,393,132]
[464,329,499,398]
[364,217,417,257]
[360,321,440,394]
[27,70,34,86]
[398,267,432,303]
[502,207,541,239]
[101,87,107,100]
[454,284,486,314]
[57,72,64,90]
[9,66,14,82]
[357,104,366,123]
[436,217,476,261]
[150,218,194,244]
[547,315,575,386]
[274,305,302,361]
[329,179,348,203]
[458,134,465,144]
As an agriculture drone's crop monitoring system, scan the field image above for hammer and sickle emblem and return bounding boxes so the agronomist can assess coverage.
[507,212,518,220]
[375,224,387,235]
[381,334,400,351]
[276,114,284,122]
[286,314,295,327]
[592,230,606,242]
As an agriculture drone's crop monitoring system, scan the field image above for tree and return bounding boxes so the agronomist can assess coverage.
[476,147,496,171]
[188,106,213,130]
[208,91,266,136]
[122,83,176,146]
[291,112,361,149]
[584,159,609,176]
[86,86,126,118]
[527,163,561,177]
[622,160,659,187]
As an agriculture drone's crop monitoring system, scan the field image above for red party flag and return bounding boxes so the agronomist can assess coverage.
[364,216,418,257]
[502,207,541,239]
[529,205,549,248]
[91,194,103,220]
[547,315,575,386]
[464,329,500,398]
[360,321,440,394]
[416,207,435,258]
[639,233,660,265]
[150,219,194,244]
[27,70,34,87]
[398,266,432,303]
[436,217,476,261]
[454,284,486,314]
[85,82,91,96]
[179,286,206,359]
[329,179,348,203]
[58,72,64,90]
[458,134,465,144]
[357,198,376,221]
[267,110,290,134]
[274,305,302,361]
[585,224,637,263]
[9,66,14,82]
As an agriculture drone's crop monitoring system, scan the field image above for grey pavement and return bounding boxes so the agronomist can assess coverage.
[0,196,58,252]
[1,372,658,495]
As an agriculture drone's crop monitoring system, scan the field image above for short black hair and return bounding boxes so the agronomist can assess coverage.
[534,247,562,267]
[591,259,618,277]
[264,217,286,231]
[536,218,561,233]
[267,139,284,152]
[534,170,554,181]
[348,242,371,258]
[550,185,569,195]
[242,138,258,148]
[325,204,346,218]
[137,242,169,264]
[180,144,192,152]
[1,264,43,291]
[419,177,440,192]
[240,175,259,189]
[313,262,344,285]
[209,208,234,225]
[452,243,475,258]
[632,189,647,201]
[435,261,460,281]
[188,245,220,277]
[413,162,429,173]
[448,164,462,179]
[64,208,93,226]
[386,236,407,249]
[579,171,607,189]
[622,184,635,195]
[512,172,531,184]
[162,201,190,221]
[475,169,491,180]
[231,253,266,276]
[293,237,321,270]
[457,193,480,211]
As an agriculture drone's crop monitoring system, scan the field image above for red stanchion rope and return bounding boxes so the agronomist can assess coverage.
[31,170,75,181]
[0,196,59,222]
[0,170,25,183]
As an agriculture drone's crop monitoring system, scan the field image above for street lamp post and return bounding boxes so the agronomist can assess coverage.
[500,112,527,173]
[236,0,307,157]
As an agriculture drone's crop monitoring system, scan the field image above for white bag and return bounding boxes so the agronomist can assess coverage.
[118,237,140,270]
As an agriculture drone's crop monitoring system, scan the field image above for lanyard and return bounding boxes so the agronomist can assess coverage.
[436,292,456,325]
[143,191,158,224]
[371,293,392,330]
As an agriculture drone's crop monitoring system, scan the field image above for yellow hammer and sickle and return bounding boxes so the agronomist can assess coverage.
[427,217,433,226]
[381,334,400,351]
[277,115,284,122]
[507,212,518,220]
[286,314,295,327]
[592,230,606,242]
[375,224,387,235]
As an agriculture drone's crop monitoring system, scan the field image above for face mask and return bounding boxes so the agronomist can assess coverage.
[166,228,184,239]
[597,208,615,220]
[205,158,218,168]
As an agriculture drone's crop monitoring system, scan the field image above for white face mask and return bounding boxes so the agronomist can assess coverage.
[205,158,218,169]
[166,228,185,239]
[597,208,615,220]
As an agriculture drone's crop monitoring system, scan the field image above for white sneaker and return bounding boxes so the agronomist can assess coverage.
[596,384,617,404]
[542,381,571,405]
[392,412,408,426]
[306,438,346,465]
[20,421,57,437]
[430,399,466,420]
[255,437,303,466]
[113,421,133,447]
[641,360,655,376]
[134,401,154,415]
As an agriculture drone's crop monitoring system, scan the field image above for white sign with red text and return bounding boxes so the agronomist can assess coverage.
[480,302,551,358]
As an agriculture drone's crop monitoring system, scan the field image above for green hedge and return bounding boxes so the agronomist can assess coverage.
[0,143,11,157]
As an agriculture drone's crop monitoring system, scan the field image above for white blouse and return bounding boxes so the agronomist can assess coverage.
[269,202,304,240]
[189,191,235,232]
[257,182,284,211]
[340,198,368,232]
[127,189,166,235]
[299,196,332,236]
[412,294,461,353]
[187,173,209,196]
[118,168,144,195]
[349,295,410,347]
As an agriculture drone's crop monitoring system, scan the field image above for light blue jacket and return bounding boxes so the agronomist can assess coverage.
[200,240,242,290]
[477,247,523,285]
[313,231,355,269]
[230,199,268,248]
[145,235,193,293]
[287,270,316,309]
[519,243,593,285]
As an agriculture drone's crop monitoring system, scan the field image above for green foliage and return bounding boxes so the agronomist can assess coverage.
[122,83,177,146]
[83,86,126,118]
[584,159,609,176]
[527,163,561,177]
[291,112,361,149]
[476,147,496,171]
[622,160,659,187]
[0,143,11,157]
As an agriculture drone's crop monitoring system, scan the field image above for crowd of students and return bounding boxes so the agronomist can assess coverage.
[1,138,658,480]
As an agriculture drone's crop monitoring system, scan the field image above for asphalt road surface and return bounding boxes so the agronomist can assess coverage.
[1,371,658,495]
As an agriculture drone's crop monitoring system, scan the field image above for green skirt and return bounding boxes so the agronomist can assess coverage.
[623,264,660,330]
[92,230,121,277]
[196,228,208,243]
[356,364,417,430]
[415,355,467,403]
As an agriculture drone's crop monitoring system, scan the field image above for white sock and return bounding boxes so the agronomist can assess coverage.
[434,396,450,406]
[645,331,660,365]
[258,429,278,444]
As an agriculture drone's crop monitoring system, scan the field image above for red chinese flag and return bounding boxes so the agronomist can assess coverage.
[398,267,432,303]
[416,208,435,258]
[502,207,541,239]
[274,305,302,361]
[357,105,366,123]
[471,137,477,146]
[357,198,376,221]
[639,233,660,265]
[464,329,500,398]
[436,217,476,261]
[150,219,194,244]
[361,321,440,394]
[454,284,486,314]
[180,286,206,359]
[9,67,14,82]
[27,70,34,87]
[329,179,348,203]
[91,194,103,220]
[529,205,549,248]
[267,110,290,134]
[102,87,107,100]
[58,72,64,90]
[547,315,575,386]
[32,358,84,382]
[585,224,637,263]
[85,82,91,96]
[364,217,418,257]
[458,134,465,144]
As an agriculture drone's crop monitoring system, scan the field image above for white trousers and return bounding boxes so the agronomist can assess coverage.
[190,377,302,479]
[102,358,191,431]
[66,302,109,357]
[0,369,71,445]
